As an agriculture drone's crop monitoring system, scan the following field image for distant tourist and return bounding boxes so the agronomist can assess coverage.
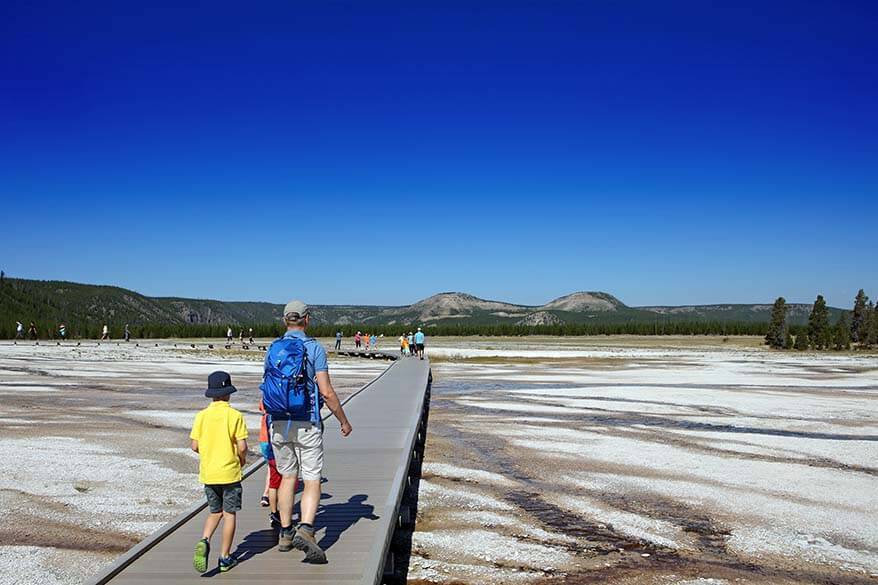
[407,331,414,357]
[354,330,362,349]
[101,324,109,340]
[248,328,254,344]
[415,327,426,360]
[28,322,37,340]
[239,329,244,344]
[15,321,24,339]
[262,300,352,564]
[226,327,233,344]
[335,330,342,351]
[363,333,371,350]
[58,323,67,341]
[124,324,130,342]
[400,334,408,356]
[370,333,378,351]
[190,371,248,574]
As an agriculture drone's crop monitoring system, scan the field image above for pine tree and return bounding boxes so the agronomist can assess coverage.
[808,295,830,350]
[783,329,794,349]
[765,296,787,349]
[794,331,809,350]
[834,313,851,350]
[851,289,869,343]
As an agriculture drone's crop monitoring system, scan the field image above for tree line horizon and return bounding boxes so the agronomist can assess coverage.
[1,276,876,349]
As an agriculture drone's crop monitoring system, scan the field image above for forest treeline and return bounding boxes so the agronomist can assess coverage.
[1,319,770,340]
[765,289,877,351]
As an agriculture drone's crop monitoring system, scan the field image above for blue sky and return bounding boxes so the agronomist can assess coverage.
[2,1,876,308]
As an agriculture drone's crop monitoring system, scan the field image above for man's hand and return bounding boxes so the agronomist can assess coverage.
[340,420,352,437]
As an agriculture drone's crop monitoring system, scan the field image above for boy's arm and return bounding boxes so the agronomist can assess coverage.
[316,371,352,436]
[236,439,247,467]
[189,412,201,453]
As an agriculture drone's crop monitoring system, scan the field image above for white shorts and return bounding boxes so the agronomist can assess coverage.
[270,420,324,481]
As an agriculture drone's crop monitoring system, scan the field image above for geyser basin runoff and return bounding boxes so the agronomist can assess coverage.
[412,339,878,585]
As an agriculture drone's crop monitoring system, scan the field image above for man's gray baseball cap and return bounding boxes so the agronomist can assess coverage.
[283,300,309,320]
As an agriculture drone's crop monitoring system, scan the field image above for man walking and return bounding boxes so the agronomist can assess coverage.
[334,330,342,351]
[415,327,426,360]
[263,300,352,564]
[124,324,131,342]
[15,321,24,340]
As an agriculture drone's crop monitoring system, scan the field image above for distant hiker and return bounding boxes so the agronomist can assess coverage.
[248,328,254,344]
[354,331,362,349]
[124,324,130,342]
[370,334,378,350]
[258,399,285,529]
[239,329,245,344]
[335,330,342,351]
[15,321,24,339]
[415,327,426,360]
[28,322,37,340]
[263,300,352,563]
[363,333,370,350]
[190,371,248,574]
[58,323,67,341]
[407,332,414,357]
[101,324,109,340]
[226,327,233,344]
[399,334,407,356]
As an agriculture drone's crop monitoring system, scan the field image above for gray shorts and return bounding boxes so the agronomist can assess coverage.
[270,420,324,481]
[204,482,242,514]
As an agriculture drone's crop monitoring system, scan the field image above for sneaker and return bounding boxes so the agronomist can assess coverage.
[193,538,209,573]
[218,555,238,572]
[278,527,294,552]
[269,512,281,529]
[260,495,270,507]
[292,526,327,563]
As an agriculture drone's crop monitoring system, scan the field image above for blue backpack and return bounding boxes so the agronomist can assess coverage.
[260,336,320,424]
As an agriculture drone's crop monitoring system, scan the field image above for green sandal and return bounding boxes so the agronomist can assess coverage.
[193,538,210,573]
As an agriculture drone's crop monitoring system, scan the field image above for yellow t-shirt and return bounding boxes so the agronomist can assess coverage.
[190,401,249,485]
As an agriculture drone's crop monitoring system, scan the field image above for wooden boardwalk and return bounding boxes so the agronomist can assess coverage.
[90,355,432,585]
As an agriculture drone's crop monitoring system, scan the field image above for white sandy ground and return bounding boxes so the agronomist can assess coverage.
[413,529,572,569]
[0,436,199,524]
[418,480,514,512]
[410,344,878,583]
[0,545,110,585]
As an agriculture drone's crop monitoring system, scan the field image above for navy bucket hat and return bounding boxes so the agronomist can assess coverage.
[205,370,237,398]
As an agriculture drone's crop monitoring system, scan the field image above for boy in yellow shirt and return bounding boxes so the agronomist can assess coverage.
[190,371,249,573]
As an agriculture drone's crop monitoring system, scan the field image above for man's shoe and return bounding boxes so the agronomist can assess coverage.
[218,555,238,572]
[278,528,294,552]
[193,538,209,573]
[292,526,327,563]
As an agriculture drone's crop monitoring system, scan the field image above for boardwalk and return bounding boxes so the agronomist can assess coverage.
[90,355,431,585]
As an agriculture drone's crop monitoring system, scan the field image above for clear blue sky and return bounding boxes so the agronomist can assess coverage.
[2,1,876,308]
